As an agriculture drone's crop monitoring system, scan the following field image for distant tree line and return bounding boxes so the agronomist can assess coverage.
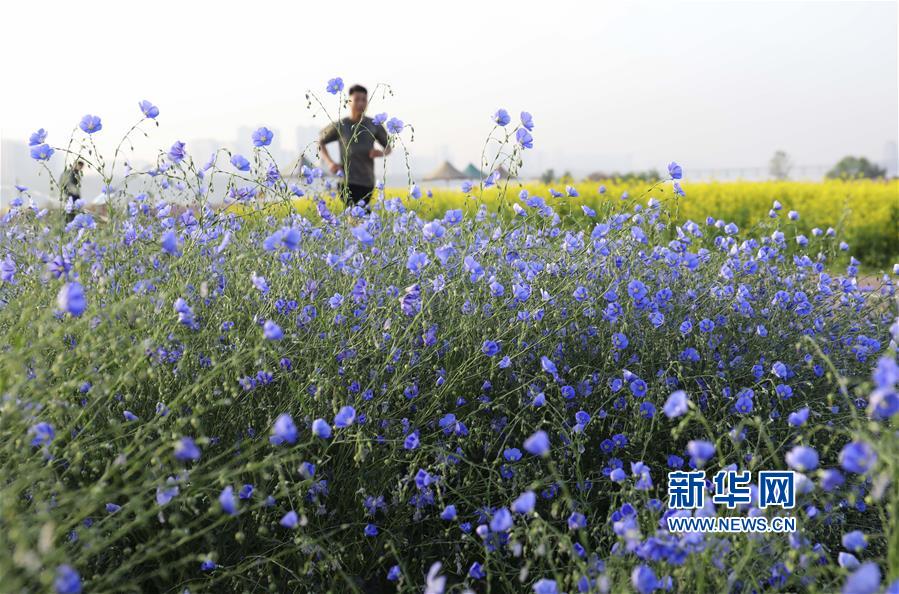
[541,169,660,183]
[537,153,891,185]
[584,169,661,183]
[769,150,889,181]
[825,156,887,180]
[539,169,578,184]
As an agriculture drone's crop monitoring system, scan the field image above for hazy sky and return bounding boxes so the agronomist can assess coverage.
[1,0,896,183]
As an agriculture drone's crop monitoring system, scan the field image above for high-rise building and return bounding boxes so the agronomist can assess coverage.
[295,125,320,164]
[883,141,898,177]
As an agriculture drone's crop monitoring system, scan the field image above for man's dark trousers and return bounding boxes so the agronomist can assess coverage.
[344,183,373,210]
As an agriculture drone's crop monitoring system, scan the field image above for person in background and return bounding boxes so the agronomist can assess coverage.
[318,84,390,210]
[59,159,84,222]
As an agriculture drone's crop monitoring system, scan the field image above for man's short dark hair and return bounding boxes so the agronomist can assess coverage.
[348,84,367,96]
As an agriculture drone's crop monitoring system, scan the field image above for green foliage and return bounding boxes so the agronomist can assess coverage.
[585,169,662,183]
[826,156,887,180]
[769,150,792,180]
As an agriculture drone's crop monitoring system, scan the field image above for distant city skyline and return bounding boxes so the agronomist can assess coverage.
[1,0,897,204]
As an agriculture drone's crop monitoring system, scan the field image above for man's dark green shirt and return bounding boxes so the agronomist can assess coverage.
[319,116,389,187]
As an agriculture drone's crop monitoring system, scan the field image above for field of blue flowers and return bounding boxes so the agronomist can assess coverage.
[2,82,899,594]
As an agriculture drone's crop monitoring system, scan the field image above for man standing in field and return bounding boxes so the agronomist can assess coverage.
[59,159,84,222]
[318,84,391,210]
